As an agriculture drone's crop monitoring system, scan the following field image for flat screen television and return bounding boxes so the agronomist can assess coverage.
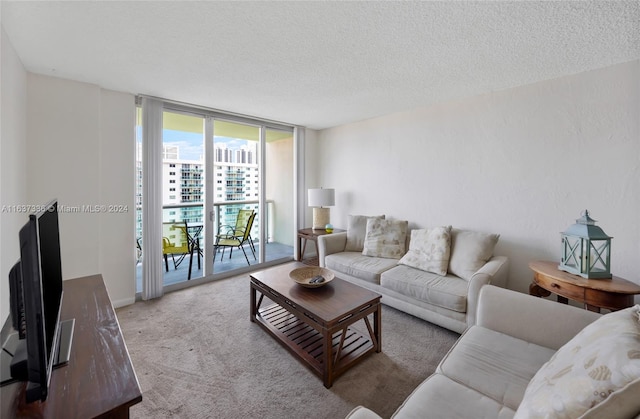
[1,199,74,403]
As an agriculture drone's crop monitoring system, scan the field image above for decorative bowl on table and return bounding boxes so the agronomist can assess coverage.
[289,267,335,288]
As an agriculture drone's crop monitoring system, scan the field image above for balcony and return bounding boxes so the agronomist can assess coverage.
[136,240,292,291]
[135,200,294,292]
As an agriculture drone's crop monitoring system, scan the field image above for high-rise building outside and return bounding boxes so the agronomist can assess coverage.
[136,141,260,244]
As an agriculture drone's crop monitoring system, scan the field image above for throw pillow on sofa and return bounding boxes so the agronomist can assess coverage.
[448,229,499,280]
[398,226,452,276]
[362,218,408,259]
[344,214,385,252]
[514,304,640,419]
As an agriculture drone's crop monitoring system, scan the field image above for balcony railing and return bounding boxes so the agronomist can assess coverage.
[136,199,274,244]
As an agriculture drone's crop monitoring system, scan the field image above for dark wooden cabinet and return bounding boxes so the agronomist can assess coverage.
[1,274,142,418]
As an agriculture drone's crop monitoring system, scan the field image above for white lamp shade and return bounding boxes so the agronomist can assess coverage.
[308,188,335,207]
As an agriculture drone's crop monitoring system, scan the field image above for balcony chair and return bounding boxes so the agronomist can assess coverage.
[218,209,256,254]
[162,221,191,272]
[136,237,142,264]
[214,212,257,265]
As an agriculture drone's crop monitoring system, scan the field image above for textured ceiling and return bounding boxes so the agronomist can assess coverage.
[2,1,639,130]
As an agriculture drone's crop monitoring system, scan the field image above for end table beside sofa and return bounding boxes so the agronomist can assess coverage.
[529,260,640,312]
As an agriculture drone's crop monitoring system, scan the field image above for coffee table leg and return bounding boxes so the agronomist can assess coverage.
[364,308,382,353]
[375,304,381,352]
[323,329,333,388]
[250,283,256,323]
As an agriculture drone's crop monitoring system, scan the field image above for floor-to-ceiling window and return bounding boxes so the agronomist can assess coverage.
[136,99,296,294]
[264,127,295,260]
[208,121,294,274]
[160,111,205,285]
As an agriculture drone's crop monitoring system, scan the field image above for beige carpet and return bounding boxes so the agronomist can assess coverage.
[116,263,459,419]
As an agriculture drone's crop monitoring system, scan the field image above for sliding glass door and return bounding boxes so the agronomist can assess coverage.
[161,111,206,285]
[136,100,296,294]
[209,120,260,273]
[136,109,206,290]
[208,121,294,275]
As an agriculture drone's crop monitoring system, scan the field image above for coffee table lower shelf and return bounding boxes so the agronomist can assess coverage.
[255,303,376,388]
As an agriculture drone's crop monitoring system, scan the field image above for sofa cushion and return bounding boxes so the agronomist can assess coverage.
[439,326,556,411]
[344,214,385,252]
[362,218,408,259]
[514,305,640,419]
[398,226,452,275]
[325,252,398,285]
[380,265,468,313]
[448,229,499,280]
[391,374,516,419]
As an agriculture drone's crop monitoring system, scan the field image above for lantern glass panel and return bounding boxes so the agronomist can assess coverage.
[586,239,611,275]
[561,235,582,272]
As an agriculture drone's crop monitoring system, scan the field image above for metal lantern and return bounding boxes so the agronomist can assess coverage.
[559,210,612,279]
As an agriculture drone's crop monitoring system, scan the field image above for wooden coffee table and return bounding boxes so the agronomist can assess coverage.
[250,262,381,388]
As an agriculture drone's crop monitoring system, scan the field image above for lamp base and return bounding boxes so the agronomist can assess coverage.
[312,208,330,230]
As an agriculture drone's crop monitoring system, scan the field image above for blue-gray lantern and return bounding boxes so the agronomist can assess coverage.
[559,210,612,279]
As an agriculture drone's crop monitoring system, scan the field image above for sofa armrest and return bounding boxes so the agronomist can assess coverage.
[344,406,383,419]
[317,232,347,268]
[465,255,509,328]
[476,285,601,350]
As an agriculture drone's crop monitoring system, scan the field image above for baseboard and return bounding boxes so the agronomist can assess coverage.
[112,297,136,308]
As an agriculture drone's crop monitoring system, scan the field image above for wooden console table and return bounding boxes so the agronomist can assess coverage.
[529,260,640,312]
[1,274,142,418]
[297,228,345,265]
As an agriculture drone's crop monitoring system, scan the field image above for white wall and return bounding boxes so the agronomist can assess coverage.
[26,74,136,307]
[0,27,28,323]
[301,128,321,255]
[266,136,295,246]
[316,60,640,298]
[98,90,137,305]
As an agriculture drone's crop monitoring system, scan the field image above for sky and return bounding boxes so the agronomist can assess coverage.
[138,129,252,161]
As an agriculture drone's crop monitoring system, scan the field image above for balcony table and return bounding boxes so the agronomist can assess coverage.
[187,222,203,278]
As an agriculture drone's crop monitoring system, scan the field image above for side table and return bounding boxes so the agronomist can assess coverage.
[297,228,345,266]
[529,260,640,312]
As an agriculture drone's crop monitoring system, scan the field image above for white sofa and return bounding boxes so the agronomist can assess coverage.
[317,217,508,333]
[347,285,640,419]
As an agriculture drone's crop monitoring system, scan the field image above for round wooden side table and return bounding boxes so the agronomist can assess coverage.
[529,260,640,312]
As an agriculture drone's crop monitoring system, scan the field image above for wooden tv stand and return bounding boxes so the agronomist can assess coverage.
[0,274,142,418]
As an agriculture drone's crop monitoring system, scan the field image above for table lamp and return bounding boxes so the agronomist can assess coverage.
[308,188,335,230]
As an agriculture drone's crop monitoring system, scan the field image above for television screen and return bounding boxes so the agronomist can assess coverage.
[13,199,65,403]
[37,202,63,363]
[18,211,49,402]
